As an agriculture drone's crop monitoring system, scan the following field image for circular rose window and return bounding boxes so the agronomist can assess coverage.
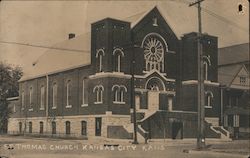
[142,34,166,72]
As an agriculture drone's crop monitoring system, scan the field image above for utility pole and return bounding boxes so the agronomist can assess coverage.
[130,36,138,144]
[189,0,206,149]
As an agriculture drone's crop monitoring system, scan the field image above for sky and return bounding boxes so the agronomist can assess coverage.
[0,0,249,75]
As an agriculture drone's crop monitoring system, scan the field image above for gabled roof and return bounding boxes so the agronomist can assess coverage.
[19,5,248,81]
[218,64,249,87]
[124,5,189,40]
[218,43,249,66]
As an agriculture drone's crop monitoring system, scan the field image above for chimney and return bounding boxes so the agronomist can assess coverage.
[68,33,75,40]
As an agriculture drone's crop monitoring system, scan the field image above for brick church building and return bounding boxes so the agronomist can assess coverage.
[7,7,249,140]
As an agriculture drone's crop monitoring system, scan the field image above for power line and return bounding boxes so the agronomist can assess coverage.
[0,40,90,53]
[182,0,248,32]
[201,7,248,32]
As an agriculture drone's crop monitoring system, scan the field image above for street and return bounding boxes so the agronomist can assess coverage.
[0,136,249,158]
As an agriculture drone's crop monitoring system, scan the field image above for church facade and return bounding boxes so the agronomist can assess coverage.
[7,7,249,140]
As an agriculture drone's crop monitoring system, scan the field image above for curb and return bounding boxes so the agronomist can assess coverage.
[187,149,249,158]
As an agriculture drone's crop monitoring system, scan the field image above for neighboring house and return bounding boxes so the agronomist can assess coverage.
[7,6,248,140]
[218,43,250,139]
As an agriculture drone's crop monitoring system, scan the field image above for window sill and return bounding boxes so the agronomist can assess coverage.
[113,101,125,104]
[28,108,33,111]
[52,106,57,109]
[81,104,88,107]
[40,108,45,111]
[205,106,212,109]
[66,105,72,108]
[94,102,103,104]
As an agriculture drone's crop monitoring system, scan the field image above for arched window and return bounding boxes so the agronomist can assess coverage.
[112,85,127,104]
[82,80,85,104]
[113,48,124,72]
[40,85,45,110]
[142,33,168,72]
[205,91,213,108]
[65,121,70,135]
[120,86,127,103]
[96,49,105,72]
[203,56,211,81]
[39,121,44,134]
[28,122,32,133]
[13,104,16,113]
[52,83,57,109]
[203,61,208,80]
[29,87,33,109]
[21,90,25,109]
[81,121,87,136]
[19,122,22,133]
[145,77,165,91]
[66,80,72,108]
[112,85,119,102]
[93,85,104,104]
[81,79,88,106]
[52,121,56,134]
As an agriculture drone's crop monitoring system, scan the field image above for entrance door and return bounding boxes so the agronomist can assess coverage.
[95,117,102,136]
[172,122,183,139]
[148,91,160,111]
[19,122,22,133]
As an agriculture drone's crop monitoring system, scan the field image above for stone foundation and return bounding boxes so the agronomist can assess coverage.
[8,112,131,139]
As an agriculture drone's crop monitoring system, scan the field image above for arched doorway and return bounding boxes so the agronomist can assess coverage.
[145,77,165,111]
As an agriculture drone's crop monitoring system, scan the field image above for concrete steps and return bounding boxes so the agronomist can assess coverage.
[123,123,145,143]
[205,117,230,140]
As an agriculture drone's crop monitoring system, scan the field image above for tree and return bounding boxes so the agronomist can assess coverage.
[0,62,23,133]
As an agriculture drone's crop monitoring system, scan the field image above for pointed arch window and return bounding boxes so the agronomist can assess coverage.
[93,85,104,104]
[66,80,72,108]
[205,91,213,108]
[52,83,57,109]
[113,48,124,72]
[96,49,105,72]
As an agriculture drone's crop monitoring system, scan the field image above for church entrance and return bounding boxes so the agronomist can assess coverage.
[148,86,160,111]
[146,77,165,111]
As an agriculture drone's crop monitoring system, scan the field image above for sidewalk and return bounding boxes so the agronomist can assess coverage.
[0,135,249,158]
